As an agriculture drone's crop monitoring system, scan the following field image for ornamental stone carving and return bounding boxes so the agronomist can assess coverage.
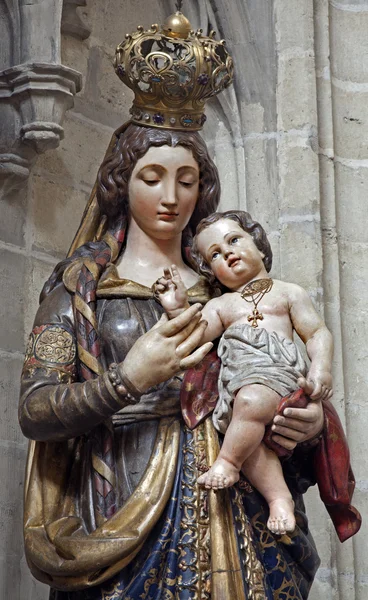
[0,0,87,198]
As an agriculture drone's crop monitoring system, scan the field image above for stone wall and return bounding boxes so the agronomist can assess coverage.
[0,1,366,599]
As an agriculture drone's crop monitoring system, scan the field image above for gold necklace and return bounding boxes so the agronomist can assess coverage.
[239,278,273,328]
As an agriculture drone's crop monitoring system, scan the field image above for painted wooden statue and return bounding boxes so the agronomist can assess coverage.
[19,9,360,600]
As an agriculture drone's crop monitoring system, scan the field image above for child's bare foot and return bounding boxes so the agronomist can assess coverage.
[267,498,295,535]
[197,457,240,490]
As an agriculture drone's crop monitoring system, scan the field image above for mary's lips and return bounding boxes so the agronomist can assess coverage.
[158,212,179,220]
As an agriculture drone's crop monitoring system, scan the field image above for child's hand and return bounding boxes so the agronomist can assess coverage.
[298,371,333,401]
[153,265,189,318]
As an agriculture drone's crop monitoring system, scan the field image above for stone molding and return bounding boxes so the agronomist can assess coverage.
[0,63,82,154]
[0,0,88,198]
[0,153,30,197]
[61,0,91,40]
[0,63,82,194]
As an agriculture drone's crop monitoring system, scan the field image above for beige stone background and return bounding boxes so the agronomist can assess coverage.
[0,0,367,598]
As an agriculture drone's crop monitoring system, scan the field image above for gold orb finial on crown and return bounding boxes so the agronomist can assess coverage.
[162,11,191,39]
[114,11,234,131]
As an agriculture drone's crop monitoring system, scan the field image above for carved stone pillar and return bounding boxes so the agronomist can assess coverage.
[0,0,84,198]
[61,0,91,40]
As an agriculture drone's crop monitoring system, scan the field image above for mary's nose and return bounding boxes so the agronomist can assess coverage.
[161,182,178,206]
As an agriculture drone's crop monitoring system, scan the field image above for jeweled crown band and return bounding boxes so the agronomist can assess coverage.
[129,104,206,131]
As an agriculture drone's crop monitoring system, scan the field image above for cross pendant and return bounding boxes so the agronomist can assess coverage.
[248,308,264,328]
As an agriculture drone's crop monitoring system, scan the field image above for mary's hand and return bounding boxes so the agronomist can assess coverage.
[271,399,324,451]
[121,303,212,393]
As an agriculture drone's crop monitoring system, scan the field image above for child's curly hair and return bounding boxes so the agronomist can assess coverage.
[190,210,273,287]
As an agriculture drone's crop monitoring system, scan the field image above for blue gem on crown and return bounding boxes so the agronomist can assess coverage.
[117,65,125,77]
[153,112,165,125]
[197,73,209,85]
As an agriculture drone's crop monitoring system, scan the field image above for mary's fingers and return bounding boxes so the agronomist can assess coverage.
[270,435,297,451]
[273,415,314,432]
[161,304,202,336]
[271,424,307,442]
[170,314,203,345]
[179,342,213,370]
[176,320,208,357]
[283,404,320,422]
[151,313,169,330]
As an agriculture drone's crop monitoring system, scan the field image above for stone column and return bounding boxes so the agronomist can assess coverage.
[329,2,368,599]
[314,1,354,597]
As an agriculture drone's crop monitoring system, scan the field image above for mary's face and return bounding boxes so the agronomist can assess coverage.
[128,145,200,240]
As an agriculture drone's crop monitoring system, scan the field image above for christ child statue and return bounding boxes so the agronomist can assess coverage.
[155,210,333,535]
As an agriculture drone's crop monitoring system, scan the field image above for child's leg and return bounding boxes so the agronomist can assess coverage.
[242,443,295,534]
[198,384,279,490]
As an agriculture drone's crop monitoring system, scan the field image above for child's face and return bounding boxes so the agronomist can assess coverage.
[196,218,267,290]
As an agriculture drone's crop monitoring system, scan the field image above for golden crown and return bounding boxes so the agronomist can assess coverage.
[114,11,234,131]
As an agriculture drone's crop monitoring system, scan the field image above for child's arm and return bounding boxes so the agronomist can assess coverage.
[201,298,226,343]
[155,266,225,343]
[288,283,333,401]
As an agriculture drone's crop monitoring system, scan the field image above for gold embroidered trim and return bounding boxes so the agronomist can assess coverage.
[22,365,74,383]
[232,486,266,600]
[177,425,211,600]
[34,325,76,365]
[23,324,77,382]
[195,425,212,600]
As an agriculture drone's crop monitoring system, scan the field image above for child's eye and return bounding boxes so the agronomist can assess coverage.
[211,251,220,261]
[230,237,239,244]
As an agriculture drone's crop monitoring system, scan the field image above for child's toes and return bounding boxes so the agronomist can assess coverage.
[278,519,287,535]
[267,517,277,534]
[197,473,207,486]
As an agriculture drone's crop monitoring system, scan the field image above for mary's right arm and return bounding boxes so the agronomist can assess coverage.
[19,283,130,442]
[20,281,211,442]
